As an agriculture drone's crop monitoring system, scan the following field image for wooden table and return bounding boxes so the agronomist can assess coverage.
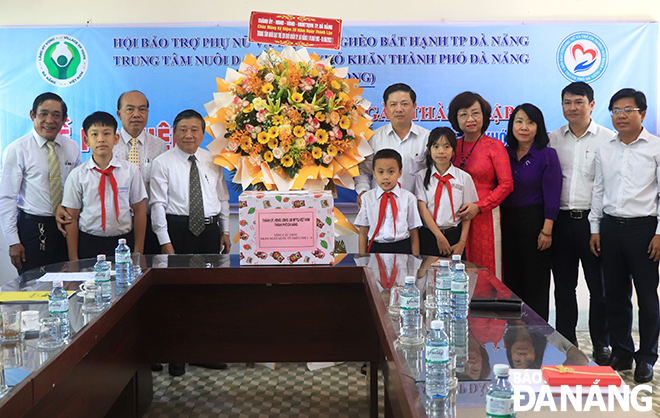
[0,254,425,418]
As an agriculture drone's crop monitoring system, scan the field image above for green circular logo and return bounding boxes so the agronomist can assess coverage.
[36,34,88,87]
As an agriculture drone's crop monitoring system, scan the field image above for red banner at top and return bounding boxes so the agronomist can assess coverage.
[249,12,342,50]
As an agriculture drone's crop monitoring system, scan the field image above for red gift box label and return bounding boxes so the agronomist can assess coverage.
[541,365,622,387]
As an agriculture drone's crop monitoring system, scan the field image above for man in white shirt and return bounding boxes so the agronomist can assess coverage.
[0,93,80,273]
[589,88,660,383]
[149,109,231,377]
[548,82,612,365]
[150,109,231,256]
[114,90,167,254]
[355,83,429,207]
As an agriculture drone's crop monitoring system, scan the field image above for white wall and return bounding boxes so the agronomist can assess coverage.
[1,0,660,25]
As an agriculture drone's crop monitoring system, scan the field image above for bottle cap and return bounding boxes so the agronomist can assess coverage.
[493,364,510,376]
[439,260,450,267]
[118,238,127,244]
[452,254,461,261]
[456,263,465,271]
[404,276,415,284]
[97,254,106,261]
[53,280,63,288]
[430,320,444,330]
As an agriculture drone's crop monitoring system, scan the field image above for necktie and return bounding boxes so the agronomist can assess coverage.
[128,138,140,168]
[46,141,63,215]
[433,173,455,223]
[188,155,205,237]
[375,253,398,289]
[93,166,119,232]
[367,191,398,253]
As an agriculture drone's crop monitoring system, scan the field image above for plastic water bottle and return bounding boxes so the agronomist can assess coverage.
[48,280,70,340]
[426,320,450,399]
[115,238,132,285]
[399,276,422,345]
[94,254,112,304]
[486,364,516,418]
[435,261,452,316]
[450,254,462,272]
[451,263,469,319]
[451,317,468,378]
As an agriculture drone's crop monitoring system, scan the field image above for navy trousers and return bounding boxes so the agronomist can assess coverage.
[552,210,609,348]
[600,215,659,365]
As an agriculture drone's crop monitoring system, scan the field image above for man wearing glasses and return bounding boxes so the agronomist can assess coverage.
[589,88,660,383]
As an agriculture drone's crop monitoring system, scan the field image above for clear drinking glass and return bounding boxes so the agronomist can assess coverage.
[37,317,63,349]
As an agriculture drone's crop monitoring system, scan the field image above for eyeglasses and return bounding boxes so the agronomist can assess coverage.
[457,111,482,119]
[610,107,641,116]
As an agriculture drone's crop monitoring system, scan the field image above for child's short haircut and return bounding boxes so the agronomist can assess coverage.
[372,148,403,170]
[83,111,118,135]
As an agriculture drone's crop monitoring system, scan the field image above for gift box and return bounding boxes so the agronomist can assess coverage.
[238,190,335,265]
[541,365,622,387]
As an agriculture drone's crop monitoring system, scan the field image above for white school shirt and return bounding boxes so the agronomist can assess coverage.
[589,128,660,234]
[0,130,81,246]
[150,146,230,245]
[414,165,479,229]
[114,128,168,211]
[354,184,423,243]
[62,155,146,236]
[548,120,614,210]
[355,122,429,195]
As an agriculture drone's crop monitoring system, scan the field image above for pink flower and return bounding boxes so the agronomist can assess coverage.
[264,73,275,83]
[335,129,343,140]
[304,77,315,86]
[310,118,320,130]
[304,132,316,144]
[303,84,313,91]
[346,129,355,137]
[256,109,267,123]
[245,124,255,133]
[324,90,334,100]
[322,153,333,164]
[233,96,242,105]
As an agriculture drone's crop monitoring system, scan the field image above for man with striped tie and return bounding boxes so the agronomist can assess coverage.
[0,93,80,273]
[114,90,167,254]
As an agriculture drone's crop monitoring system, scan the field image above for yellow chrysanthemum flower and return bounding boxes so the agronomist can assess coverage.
[312,147,323,159]
[338,92,350,102]
[310,69,319,77]
[281,155,294,168]
[331,80,341,90]
[315,111,326,122]
[293,126,305,138]
[257,132,270,144]
[272,115,284,126]
[315,129,328,145]
[242,104,254,114]
[263,151,274,162]
[226,122,237,132]
[262,83,274,94]
[268,138,278,149]
[327,144,338,156]
[268,126,279,138]
[339,116,350,130]
[291,92,303,103]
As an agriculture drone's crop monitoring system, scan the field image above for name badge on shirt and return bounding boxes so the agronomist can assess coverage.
[452,183,463,191]
[118,187,129,194]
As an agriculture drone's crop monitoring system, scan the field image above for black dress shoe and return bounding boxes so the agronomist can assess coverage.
[168,363,186,376]
[634,361,654,383]
[605,355,633,371]
[151,363,163,372]
[190,363,228,370]
[592,347,611,366]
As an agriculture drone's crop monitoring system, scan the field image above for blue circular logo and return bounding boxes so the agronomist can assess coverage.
[556,32,608,83]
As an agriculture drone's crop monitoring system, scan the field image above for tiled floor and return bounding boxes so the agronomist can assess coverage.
[145,330,660,417]
[144,362,379,418]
